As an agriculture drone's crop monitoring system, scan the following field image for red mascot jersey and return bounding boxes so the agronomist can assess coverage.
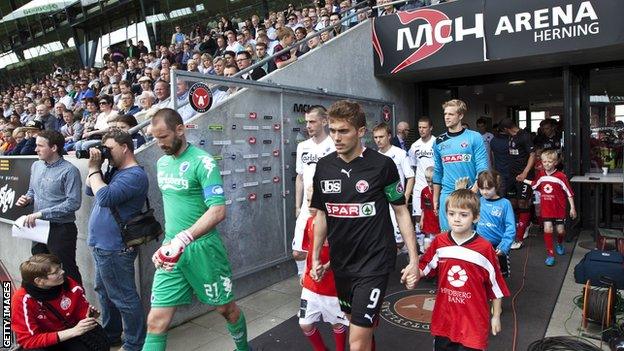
[302,214,338,297]
[419,233,510,350]
[421,186,441,234]
[530,170,574,219]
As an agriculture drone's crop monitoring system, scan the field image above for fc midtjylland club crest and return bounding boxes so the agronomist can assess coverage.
[189,82,213,113]
[380,288,436,332]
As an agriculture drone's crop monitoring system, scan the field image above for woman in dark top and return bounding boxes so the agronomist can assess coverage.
[115,114,146,149]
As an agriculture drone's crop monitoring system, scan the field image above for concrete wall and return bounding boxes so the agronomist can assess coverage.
[263,20,416,126]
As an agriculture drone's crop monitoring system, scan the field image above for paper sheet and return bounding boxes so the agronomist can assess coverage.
[11,216,50,244]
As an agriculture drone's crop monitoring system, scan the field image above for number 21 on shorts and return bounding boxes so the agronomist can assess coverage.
[367,288,381,308]
[204,282,219,299]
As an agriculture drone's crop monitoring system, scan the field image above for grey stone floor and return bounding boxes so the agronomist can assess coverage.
[112,230,615,350]
[545,230,612,350]
[113,276,303,351]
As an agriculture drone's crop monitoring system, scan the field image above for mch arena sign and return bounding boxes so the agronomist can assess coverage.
[373,0,624,75]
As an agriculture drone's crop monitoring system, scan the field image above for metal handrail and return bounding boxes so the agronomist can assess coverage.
[128,65,394,135]
[173,3,372,110]
[167,69,393,104]
[128,0,427,135]
[235,0,423,79]
[373,0,417,10]
[235,5,372,79]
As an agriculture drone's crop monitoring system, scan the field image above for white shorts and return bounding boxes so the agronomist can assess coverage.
[292,208,310,252]
[299,288,349,326]
[412,186,424,216]
[388,205,402,244]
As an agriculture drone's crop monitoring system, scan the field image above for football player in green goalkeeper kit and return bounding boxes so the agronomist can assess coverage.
[143,108,250,351]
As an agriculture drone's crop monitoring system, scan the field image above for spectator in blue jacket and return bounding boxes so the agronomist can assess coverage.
[74,79,96,109]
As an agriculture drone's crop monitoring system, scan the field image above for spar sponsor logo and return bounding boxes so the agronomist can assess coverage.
[382,1,600,73]
[441,154,471,163]
[326,202,376,218]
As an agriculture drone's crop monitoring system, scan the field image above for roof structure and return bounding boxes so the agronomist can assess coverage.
[0,0,273,65]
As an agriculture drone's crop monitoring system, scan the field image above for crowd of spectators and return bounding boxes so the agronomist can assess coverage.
[0,1,368,156]
[0,0,450,157]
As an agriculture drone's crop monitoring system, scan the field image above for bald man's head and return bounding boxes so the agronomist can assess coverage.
[397,121,409,139]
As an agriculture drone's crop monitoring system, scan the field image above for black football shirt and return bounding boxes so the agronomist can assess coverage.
[533,133,562,151]
[508,129,534,177]
[310,148,406,277]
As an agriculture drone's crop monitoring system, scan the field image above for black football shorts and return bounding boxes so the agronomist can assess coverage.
[506,180,532,201]
[334,274,389,328]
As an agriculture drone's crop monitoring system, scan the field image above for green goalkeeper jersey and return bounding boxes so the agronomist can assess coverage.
[157,144,225,240]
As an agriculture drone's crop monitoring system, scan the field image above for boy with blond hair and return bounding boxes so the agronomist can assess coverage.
[418,189,510,351]
[524,150,576,266]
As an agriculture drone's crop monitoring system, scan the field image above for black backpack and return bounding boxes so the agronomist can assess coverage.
[574,250,624,289]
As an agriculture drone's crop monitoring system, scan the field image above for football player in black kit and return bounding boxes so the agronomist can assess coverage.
[309,100,420,351]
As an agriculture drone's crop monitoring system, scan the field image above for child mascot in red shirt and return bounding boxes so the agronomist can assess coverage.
[419,189,510,351]
[299,186,348,351]
[11,254,103,350]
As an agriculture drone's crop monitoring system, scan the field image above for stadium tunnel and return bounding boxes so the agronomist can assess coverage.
[0,1,623,347]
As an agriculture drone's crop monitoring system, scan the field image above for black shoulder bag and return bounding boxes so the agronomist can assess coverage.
[41,301,110,351]
[110,197,163,247]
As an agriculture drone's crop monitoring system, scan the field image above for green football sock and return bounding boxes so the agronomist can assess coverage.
[226,312,249,351]
[142,332,167,351]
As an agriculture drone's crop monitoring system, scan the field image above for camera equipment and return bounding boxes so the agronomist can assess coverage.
[111,197,163,247]
[75,144,112,159]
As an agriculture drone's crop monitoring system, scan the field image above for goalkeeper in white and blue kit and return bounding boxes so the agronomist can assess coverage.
[432,99,489,231]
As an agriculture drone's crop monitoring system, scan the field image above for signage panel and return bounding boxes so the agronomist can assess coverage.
[0,157,36,222]
[373,0,624,75]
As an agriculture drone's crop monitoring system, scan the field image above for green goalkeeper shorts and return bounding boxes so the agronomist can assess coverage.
[150,234,234,307]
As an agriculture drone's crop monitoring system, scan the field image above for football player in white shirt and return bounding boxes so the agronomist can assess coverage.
[408,117,435,225]
[373,123,415,250]
[293,105,336,275]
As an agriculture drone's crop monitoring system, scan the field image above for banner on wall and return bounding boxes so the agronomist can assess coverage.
[0,157,36,223]
[373,0,624,75]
